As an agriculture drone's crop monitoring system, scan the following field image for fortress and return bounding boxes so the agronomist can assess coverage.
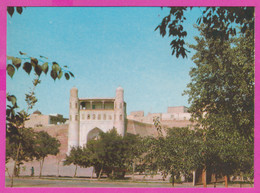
[24,86,194,154]
[68,86,126,152]
[14,87,194,177]
[67,86,193,152]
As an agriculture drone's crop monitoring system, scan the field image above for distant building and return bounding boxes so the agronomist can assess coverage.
[127,106,193,129]
[68,87,126,153]
[24,110,68,128]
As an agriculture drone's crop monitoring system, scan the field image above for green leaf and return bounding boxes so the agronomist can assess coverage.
[7,7,14,17]
[52,62,61,72]
[31,58,38,67]
[19,51,27,55]
[7,95,17,106]
[42,62,49,74]
[58,71,63,79]
[12,57,22,69]
[65,73,70,80]
[7,64,15,78]
[35,64,42,76]
[7,56,14,60]
[50,70,57,80]
[23,62,32,74]
[16,7,23,14]
[69,71,74,78]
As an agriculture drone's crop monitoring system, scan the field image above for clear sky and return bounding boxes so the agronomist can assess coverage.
[7,7,201,117]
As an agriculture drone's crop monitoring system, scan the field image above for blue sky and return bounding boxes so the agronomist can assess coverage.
[7,7,201,117]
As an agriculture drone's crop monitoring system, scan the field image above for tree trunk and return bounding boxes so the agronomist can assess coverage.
[214,176,217,188]
[11,142,21,187]
[39,158,45,178]
[192,171,196,186]
[6,167,11,179]
[98,165,103,180]
[74,165,78,178]
[91,167,94,179]
[111,169,114,178]
[171,173,175,187]
[132,161,135,181]
[224,175,228,188]
[202,168,207,188]
[17,165,21,177]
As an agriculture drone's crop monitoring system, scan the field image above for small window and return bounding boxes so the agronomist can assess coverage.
[93,114,96,120]
[87,114,90,120]
[103,114,106,120]
[70,115,72,120]
[98,114,101,120]
[75,103,77,108]
[120,114,122,120]
[70,102,72,108]
[92,105,95,109]
[120,103,122,109]
[75,115,78,121]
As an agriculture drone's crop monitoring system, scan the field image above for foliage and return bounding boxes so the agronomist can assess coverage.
[64,146,91,177]
[34,131,60,177]
[7,52,74,81]
[142,127,202,186]
[64,146,84,166]
[123,133,143,170]
[7,7,24,17]
[34,131,60,159]
[156,7,254,58]
[87,129,129,178]
[65,129,142,179]
[6,126,36,176]
[183,23,254,182]
[6,9,74,186]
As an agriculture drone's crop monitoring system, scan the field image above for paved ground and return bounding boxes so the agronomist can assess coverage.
[5,177,253,188]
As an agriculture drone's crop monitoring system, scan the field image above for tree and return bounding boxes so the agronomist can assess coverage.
[142,127,202,187]
[156,7,254,58]
[6,126,36,177]
[66,129,142,179]
[183,23,254,186]
[63,146,91,177]
[6,9,74,186]
[6,76,41,186]
[87,129,128,179]
[122,133,143,181]
[34,131,61,178]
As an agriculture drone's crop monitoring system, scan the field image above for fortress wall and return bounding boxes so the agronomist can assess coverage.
[6,118,194,178]
[161,120,194,129]
[126,119,158,137]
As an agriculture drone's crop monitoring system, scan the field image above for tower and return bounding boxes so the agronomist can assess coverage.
[68,87,79,153]
[114,86,125,136]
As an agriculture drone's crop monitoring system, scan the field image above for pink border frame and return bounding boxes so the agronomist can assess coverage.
[0,0,259,192]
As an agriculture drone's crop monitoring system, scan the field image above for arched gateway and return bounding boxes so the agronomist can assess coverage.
[87,127,103,141]
[67,87,126,153]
